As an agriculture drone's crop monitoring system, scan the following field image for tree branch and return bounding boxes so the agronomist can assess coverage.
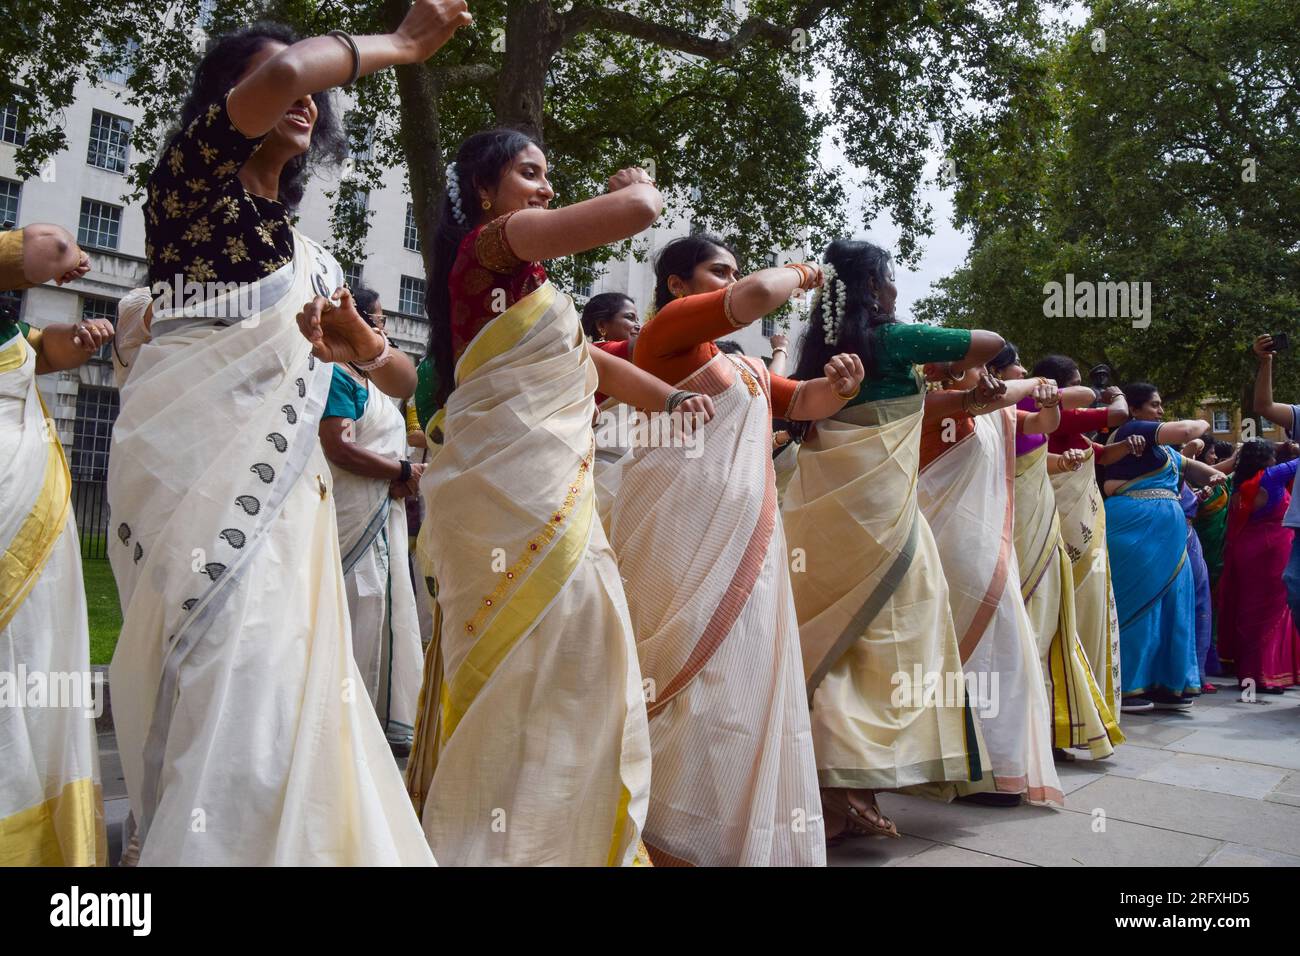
[433,62,498,88]
[560,1,838,61]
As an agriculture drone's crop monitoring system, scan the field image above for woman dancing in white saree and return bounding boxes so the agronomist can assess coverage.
[0,226,108,864]
[404,130,714,866]
[783,240,1005,842]
[606,236,863,866]
[107,6,471,865]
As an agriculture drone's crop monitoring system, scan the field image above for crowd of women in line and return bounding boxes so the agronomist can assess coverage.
[4,3,1296,867]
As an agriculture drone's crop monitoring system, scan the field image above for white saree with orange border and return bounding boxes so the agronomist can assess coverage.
[918,406,1062,805]
[600,352,825,867]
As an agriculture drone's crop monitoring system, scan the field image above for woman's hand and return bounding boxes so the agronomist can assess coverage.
[972,370,1006,406]
[825,352,865,399]
[770,332,789,352]
[1060,448,1087,471]
[394,0,473,64]
[297,287,385,364]
[1126,434,1147,457]
[1203,469,1227,488]
[55,250,91,286]
[1033,377,1060,407]
[71,317,114,354]
[1254,334,1276,360]
[607,167,655,192]
[676,394,715,427]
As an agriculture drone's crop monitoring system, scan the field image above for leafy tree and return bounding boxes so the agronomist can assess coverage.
[3,0,1046,307]
[917,0,1300,414]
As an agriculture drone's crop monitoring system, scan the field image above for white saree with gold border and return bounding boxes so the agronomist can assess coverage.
[600,353,824,867]
[0,332,106,865]
[918,407,1062,805]
[784,390,988,791]
[329,371,423,743]
[1014,442,1123,758]
[107,232,433,865]
[407,281,650,866]
[1049,449,1122,721]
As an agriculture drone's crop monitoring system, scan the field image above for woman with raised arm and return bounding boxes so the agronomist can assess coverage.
[600,234,861,866]
[1217,440,1300,696]
[108,4,470,866]
[1032,354,1139,723]
[404,129,713,867]
[916,367,1063,808]
[782,239,1001,843]
[989,346,1123,759]
[0,226,108,865]
[318,287,425,757]
[1101,383,1223,713]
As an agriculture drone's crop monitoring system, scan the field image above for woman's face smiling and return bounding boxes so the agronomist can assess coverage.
[481,144,554,219]
[239,42,317,158]
[1133,391,1165,421]
[598,299,640,341]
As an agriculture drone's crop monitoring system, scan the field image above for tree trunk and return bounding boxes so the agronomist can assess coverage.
[494,0,560,142]
[384,0,443,322]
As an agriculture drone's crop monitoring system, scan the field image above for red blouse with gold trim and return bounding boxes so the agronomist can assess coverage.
[450,211,547,362]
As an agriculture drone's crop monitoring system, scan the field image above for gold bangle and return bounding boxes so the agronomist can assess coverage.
[833,385,859,401]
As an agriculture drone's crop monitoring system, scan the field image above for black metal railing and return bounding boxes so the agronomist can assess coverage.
[71,468,111,560]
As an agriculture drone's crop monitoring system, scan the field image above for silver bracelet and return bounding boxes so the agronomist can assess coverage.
[356,335,393,371]
[329,30,361,87]
[665,390,700,414]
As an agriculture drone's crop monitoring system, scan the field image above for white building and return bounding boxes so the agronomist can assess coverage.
[1,67,806,495]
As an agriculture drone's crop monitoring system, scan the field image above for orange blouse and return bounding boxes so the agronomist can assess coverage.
[634,287,800,418]
[919,391,975,469]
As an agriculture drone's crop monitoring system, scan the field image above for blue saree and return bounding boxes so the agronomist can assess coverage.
[1104,452,1200,700]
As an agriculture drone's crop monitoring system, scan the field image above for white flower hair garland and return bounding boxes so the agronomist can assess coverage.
[445,162,467,225]
[812,262,848,344]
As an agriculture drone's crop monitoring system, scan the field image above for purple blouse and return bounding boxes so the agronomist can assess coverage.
[1245,459,1299,523]
[1015,395,1047,457]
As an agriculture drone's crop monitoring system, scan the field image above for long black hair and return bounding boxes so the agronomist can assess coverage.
[791,239,898,385]
[653,234,737,311]
[173,22,346,210]
[425,127,539,406]
[350,285,381,325]
[581,292,633,340]
[1235,438,1275,485]
[1032,354,1079,389]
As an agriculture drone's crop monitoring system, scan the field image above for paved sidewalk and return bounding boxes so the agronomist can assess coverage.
[97,680,1299,866]
[829,680,1300,866]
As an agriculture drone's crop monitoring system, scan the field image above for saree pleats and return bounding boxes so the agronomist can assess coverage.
[330,384,423,740]
[1104,455,1201,700]
[919,408,1062,805]
[1015,444,1123,756]
[107,233,431,865]
[0,336,106,865]
[1050,449,1122,721]
[601,354,824,866]
[784,393,987,791]
[410,282,650,866]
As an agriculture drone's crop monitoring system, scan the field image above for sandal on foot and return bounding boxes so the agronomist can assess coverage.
[821,788,899,839]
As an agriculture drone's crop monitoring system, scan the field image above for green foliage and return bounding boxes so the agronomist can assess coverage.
[918,0,1300,414]
[3,1,1046,305]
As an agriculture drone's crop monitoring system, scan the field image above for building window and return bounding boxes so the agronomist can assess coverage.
[761,316,776,337]
[77,199,122,250]
[0,96,24,146]
[80,296,118,361]
[404,203,421,253]
[1262,419,1276,432]
[100,38,139,85]
[398,275,426,316]
[1212,409,1230,433]
[71,386,120,481]
[345,111,373,162]
[342,262,363,289]
[0,178,20,229]
[87,110,132,174]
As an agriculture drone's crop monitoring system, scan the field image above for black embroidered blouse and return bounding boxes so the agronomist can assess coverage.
[145,97,295,287]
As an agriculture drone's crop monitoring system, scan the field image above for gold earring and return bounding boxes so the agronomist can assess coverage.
[481,198,492,211]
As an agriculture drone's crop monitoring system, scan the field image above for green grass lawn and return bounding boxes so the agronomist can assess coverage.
[82,556,121,665]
